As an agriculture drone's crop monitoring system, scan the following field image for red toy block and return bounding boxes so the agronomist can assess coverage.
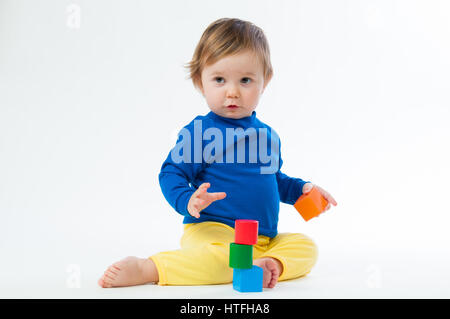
[234,219,258,245]
[294,187,328,221]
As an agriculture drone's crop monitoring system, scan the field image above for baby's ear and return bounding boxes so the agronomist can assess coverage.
[196,82,205,96]
[261,74,273,94]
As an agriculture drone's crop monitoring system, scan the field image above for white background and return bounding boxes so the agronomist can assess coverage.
[1,0,449,298]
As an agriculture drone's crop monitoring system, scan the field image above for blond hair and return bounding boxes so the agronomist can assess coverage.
[184,18,273,91]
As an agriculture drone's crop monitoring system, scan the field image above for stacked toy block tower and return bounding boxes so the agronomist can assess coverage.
[229,220,263,292]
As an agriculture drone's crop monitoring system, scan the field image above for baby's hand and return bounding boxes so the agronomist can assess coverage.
[187,182,227,218]
[302,183,338,211]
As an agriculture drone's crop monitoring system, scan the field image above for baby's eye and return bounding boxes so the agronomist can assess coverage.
[241,77,252,84]
[214,77,225,84]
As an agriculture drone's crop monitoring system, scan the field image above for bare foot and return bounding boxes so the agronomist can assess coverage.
[98,256,158,288]
[253,257,283,288]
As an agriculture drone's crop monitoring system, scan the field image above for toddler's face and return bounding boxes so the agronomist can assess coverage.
[200,50,269,119]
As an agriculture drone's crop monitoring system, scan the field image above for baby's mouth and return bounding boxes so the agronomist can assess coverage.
[227,105,239,109]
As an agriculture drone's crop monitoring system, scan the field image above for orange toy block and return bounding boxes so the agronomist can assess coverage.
[294,187,328,221]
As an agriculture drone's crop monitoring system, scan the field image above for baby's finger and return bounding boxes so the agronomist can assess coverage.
[189,199,204,218]
[199,182,211,193]
[191,183,210,202]
[208,192,227,202]
[326,194,338,206]
[190,207,200,218]
[317,186,338,206]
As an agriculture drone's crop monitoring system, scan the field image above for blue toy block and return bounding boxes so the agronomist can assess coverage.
[233,265,263,292]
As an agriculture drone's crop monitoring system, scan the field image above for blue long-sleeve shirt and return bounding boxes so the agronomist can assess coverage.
[158,110,308,238]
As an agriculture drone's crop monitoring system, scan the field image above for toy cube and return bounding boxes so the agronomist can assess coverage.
[229,243,253,269]
[233,265,263,292]
[294,186,328,221]
[234,219,258,245]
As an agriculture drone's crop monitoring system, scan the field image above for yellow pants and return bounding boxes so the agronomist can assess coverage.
[150,221,318,286]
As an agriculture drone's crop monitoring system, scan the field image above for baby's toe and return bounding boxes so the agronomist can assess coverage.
[268,271,279,288]
[107,266,119,276]
[262,270,272,288]
[104,271,116,281]
[111,263,121,271]
[98,275,112,288]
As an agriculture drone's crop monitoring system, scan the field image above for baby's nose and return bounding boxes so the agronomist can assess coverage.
[226,85,240,98]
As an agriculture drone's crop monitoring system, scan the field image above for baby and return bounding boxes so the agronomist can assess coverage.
[98,18,337,289]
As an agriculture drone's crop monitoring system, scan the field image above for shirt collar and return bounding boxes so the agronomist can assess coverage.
[206,110,257,127]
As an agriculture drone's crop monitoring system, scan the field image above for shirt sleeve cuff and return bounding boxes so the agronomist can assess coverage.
[177,189,196,217]
[293,180,311,203]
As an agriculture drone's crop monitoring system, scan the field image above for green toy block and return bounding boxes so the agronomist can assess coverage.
[229,243,253,269]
